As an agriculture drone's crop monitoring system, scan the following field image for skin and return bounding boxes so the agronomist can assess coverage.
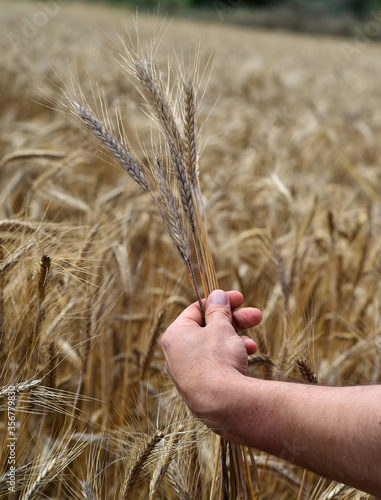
[161,289,381,497]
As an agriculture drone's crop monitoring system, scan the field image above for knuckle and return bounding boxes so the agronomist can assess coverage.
[206,309,232,327]
[206,307,232,324]
[160,329,171,349]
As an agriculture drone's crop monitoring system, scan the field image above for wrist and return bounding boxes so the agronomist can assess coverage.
[189,370,252,439]
[210,373,259,442]
[197,374,284,450]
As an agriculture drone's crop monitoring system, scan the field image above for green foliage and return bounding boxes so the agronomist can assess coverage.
[286,0,381,18]
[71,0,381,19]
[91,0,191,9]
[205,0,381,18]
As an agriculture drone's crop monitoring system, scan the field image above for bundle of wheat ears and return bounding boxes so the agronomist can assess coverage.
[67,38,260,499]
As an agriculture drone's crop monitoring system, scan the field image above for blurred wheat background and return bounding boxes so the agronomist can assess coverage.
[1,0,381,498]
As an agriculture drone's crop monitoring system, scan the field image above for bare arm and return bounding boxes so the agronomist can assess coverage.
[160,290,381,497]
[213,375,381,495]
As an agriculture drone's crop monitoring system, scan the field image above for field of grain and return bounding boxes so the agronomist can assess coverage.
[1,1,381,498]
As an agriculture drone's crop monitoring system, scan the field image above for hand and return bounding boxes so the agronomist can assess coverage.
[164,291,381,496]
[160,289,262,427]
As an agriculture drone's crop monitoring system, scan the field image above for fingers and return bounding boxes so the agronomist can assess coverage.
[172,289,262,332]
[175,290,244,328]
[241,335,257,355]
[232,307,262,332]
[226,290,244,310]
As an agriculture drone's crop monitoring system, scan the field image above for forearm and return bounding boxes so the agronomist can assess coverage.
[204,376,381,496]
[161,291,381,495]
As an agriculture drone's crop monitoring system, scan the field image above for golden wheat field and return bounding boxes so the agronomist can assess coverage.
[1,1,381,498]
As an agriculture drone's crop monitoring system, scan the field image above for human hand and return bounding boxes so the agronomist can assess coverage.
[160,289,262,427]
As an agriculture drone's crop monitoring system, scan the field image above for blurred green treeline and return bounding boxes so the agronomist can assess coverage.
[89,0,381,19]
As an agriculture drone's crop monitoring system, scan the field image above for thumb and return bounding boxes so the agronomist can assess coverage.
[205,289,233,326]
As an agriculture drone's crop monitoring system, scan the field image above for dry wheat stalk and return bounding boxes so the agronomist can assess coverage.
[167,135,195,232]
[0,241,36,281]
[0,465,30,494]
[0,220,35,233]
[255,327,273,380]
[149,428,181,499]
[80,480,98,500]
[150,156,203,307]
[70,99,204,310]
[76,224,100,267]
[273,243,290,307]
[0,386,89,418]
[27,254,52,377]
[22,457,58,500]
[150,157,191,262]
[187,430,203,498]
[316,481,372,499]
[122,430,166,498]
[139,305,167,381]
[69,45,258,500]
[47,341,58,389]
[0,149,66,169]
[21,436,90,500]
[0,285,4,354]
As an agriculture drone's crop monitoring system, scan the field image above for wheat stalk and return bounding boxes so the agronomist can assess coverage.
[69,44,259,500]
[21,436,90,500]
[139,305,167,381]
[0,285,4,355]
[0,241,36,281]
[122,430,165,498]
[149,427,181,499]
[80,480,98,500]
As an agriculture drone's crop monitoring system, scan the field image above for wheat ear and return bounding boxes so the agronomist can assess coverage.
[183,82,197,188]
[71,99,203,311]
[122,430,165,498]
[296,357,318,385]
[27,254,51,377]
[130,61,205,306]
[132,60,184,154]
[149,428,181,499]
[127,58,207,307]
[0,379,42,399]
[70,102,149,191]
[0,241,36,280]
[151,158,203,310]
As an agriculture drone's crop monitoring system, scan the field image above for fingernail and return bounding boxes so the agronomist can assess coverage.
[208,290,229,305]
